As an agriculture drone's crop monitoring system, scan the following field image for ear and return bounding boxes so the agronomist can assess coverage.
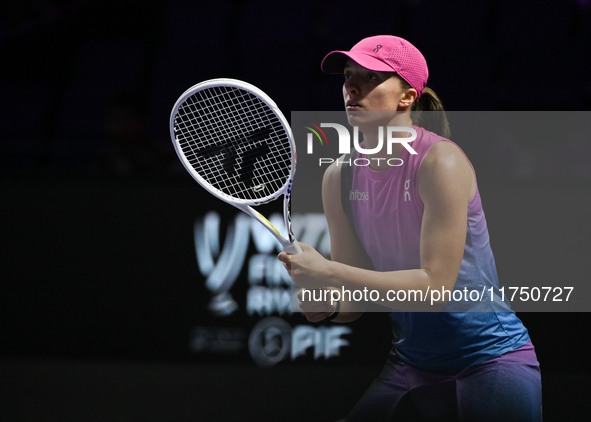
[398,88,418,109]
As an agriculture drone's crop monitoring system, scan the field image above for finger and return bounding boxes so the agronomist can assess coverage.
[277,252,290,264]
[306,311,333,323]
[298,288,322,301]
[299,300,327,312]
[297,287,330,301]
[278,253,292,274]
[297,288,307,300]
[298,296,334,313]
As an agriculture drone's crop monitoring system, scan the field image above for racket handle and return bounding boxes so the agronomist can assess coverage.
[283,240,302,255]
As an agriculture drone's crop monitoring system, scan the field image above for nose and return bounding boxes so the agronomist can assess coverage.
[344,78,360,96]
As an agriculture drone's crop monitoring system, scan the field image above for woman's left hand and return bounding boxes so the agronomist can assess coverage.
[277,243,333,290]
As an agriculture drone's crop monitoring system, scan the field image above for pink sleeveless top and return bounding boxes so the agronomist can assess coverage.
[348,126,530,373]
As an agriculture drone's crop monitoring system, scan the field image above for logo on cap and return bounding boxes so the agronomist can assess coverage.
[373,44,383,52]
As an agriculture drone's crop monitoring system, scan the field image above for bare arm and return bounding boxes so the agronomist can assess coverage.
[321,158,374,321]
[288,158,374,322]
[280,141,475,312]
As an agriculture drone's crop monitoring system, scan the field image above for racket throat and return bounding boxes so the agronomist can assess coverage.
[282,192,302,254]
[239,205,301,254]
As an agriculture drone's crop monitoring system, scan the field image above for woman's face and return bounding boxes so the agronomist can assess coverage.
[342,59,409,113]
[341,59,414,131]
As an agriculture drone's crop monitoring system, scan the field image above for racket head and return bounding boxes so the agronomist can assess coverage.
[170,78,296,207]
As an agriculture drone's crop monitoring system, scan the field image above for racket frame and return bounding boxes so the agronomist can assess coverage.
[170,78,301,254]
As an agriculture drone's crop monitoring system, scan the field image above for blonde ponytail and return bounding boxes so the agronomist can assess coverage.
[411,87,451,139]
[397,75,451,139]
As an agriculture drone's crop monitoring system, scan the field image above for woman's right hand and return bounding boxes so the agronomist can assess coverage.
[297,287,338,322]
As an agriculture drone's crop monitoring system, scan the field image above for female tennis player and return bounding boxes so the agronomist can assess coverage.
[278,35,542,421]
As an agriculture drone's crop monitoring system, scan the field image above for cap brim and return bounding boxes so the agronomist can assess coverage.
[321,51,395,74]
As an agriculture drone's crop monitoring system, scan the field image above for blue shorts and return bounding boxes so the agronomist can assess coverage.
[346,342,542,422]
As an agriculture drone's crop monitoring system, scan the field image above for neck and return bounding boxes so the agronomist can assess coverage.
[362,112,414,170]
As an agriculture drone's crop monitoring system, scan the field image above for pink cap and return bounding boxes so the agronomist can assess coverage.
[321,35,428,97]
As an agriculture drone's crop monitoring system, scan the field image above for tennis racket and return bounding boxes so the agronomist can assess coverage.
[170,78,302,255]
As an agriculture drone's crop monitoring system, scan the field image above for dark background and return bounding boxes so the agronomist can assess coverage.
[1,0,590,421]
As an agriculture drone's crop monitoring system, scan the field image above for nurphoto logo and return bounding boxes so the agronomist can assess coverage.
[304,122,417,167]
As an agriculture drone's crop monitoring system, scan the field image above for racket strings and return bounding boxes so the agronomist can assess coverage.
[174,86,292,201]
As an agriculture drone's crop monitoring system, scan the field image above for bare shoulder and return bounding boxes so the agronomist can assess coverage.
[322,157,344,187]
[421,140,470,170]
[418,140,475,203]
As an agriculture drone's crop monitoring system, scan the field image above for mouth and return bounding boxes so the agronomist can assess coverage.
[346,101,362,110]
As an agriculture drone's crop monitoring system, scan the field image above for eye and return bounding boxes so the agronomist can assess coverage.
[343,73,352,80]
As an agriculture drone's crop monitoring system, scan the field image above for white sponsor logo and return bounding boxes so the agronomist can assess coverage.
[194,212,331,316]
[349,190,369,202]
[248,317,351,367]
[404,179,411,202]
